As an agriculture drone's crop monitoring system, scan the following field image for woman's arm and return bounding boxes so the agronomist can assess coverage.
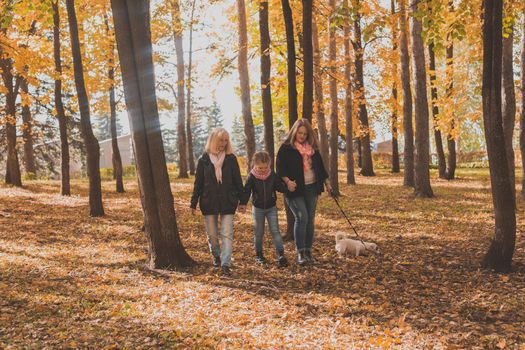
[240,173,253,205]
[190,158,204,210]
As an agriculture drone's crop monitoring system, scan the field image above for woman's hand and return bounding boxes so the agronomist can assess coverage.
[238,205,247,213]
[287,180,297,192]
[325,182,333,195]
[191,208,196,216]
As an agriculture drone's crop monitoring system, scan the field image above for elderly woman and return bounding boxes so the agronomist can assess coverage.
[190,128,245,276]
[276,119,331,265]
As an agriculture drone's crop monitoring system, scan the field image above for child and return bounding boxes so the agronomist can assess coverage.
[241,151,288,267]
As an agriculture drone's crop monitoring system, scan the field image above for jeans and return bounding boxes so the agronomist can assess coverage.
[285,184,318,253]
[204,214,234,267]
[252,206,284,256]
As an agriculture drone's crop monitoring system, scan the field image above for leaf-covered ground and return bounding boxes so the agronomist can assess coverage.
[1,169,524,349]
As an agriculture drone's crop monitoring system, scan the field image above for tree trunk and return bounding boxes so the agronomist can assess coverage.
[357,138,362,168]
[399,0,414,187]
[445,0,456,180]
[52,0,70,196]
[481,0,516,272]
[520,4,525,198]
[105,15,125,193]
[302,0,313,122]
[428,43,446,178]
[391,0,400,174]
[186,0,197,175]
[410,0,433,198]
[172,0,188,178]
[353,1,374,176]
[502,28,515,198]
[281,0,298,128]
[328,0,339,196]
[20,77,36,175]
[4,87,22,187]
[259,0,275,167]
[313,16,330,170]
[66,0,104,216]
[111,0,195,269]
[344,6,355,185]
[236,0,256,169]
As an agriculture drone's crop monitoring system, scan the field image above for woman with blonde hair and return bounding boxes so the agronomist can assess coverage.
[276,119,331,265]
[190,128,246,276]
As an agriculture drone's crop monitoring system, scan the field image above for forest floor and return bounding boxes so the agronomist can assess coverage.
[1,168,525,349]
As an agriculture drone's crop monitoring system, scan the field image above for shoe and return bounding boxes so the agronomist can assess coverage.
[278,255,288,267]
[304,250,315,264]
[255,255,267,265]
[221,265,231,276]
[213,256,221,267]
[297,252,307,266]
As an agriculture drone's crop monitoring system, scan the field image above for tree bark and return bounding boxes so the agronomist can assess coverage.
[20,77,36,175]
[399,0,414,187]
[343,6,355,185]
[111,0,195,269]
[302,0,313,122]
[445,0,456,180]
[313,16,330,170]
[236,0,256,169]
[410,0,433,198]
[520,4,525,198]
[105,15,125,193]
[353,0,374,176]
[172,0,188,178]
[502,27,515,198]
[391,0,400,173]
[66,0,104,216]
[259,0,275,167]
[52,0,70,196]
[428,42,447,178]
[281,0,298,128]
[481,0,515,272]
[186,0,197,175]
[328,0,339,196]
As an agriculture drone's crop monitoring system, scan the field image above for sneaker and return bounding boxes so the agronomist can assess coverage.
[304,250,315,264]
[297,252,307,266]
[213,256,221,267]
[277,255,288,267]
[221,265,231,276]
[255,254,267,265]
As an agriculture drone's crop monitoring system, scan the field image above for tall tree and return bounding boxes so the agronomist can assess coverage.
[445,0,456,180]
[259,0,275,166]
[328,0,339,196]
[236,0,256,168]
[390,0,400,174]
[410,0,433,198]
[104,14,124,193]
[52,0,70,196]
[399,0,414,187]
[186,0,198,175]
[344,0,355,185]
[111,0,195,269]
[353,0,374,176]
[481,0,515,272]
[313,15,330,172]
[520,3,525,198]
[281,0,298,127]
[20,76,36,175]
[428,42,446,179]
[66,0,104,216]
[502,24,515,198]
[171,0,188,178]
[302,0,313,122]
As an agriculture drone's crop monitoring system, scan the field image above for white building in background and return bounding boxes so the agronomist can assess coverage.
[98,134,134,168]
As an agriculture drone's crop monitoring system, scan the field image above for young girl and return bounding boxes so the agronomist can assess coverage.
[190,128,246,276]
[241,151,288,267]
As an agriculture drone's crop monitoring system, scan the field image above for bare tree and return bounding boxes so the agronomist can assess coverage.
[391,0,400,173]
[186,0,198,175]
[428,42,446,178]
[281,0,298,127]
[445,0,456,180]
[328,0,339,196]
[20,76,36,175]
[502,26,515,198]
[344,0,355,185]
[302,0,313,121]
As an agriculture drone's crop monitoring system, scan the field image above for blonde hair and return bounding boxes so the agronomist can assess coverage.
[205,128,233,154]
[283,119,319,149]
[252,151,271,165]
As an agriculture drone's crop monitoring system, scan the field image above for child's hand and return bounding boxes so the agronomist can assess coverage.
[238,205,247,213]
[287,180,297,192]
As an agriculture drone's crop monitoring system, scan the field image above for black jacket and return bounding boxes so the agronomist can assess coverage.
[276,143,329,198]
[241,171,287,209]
[190,153,245,215]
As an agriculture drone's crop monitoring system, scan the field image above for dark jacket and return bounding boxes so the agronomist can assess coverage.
[190,153,244,215]
[276,143,328,198]
[241,171,287,209]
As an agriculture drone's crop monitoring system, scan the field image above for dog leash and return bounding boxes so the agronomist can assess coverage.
[329,191,369,250]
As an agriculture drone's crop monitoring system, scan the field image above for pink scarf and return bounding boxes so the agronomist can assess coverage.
[208,151,225,183]
[294,141,314,171]
[251,167,271,181]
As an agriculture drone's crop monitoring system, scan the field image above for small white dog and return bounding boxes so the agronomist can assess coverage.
[335,231,379,257]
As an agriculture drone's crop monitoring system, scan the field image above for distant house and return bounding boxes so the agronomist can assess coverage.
[98,134,134,168]
[376,139,392,153]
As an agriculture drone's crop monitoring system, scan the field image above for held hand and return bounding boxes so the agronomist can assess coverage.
[325,182,333,195]
[238,205,247,213]
[287,180,297,192]
[191,208,196,216]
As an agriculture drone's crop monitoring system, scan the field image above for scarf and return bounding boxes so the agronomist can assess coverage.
[208,151,225,183]
[294,141,315,171]
[251,166,271,181]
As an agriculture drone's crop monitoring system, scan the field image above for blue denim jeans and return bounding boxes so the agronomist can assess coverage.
[204,214,234,267]
[252,206,284,256]
[285,184,318,253]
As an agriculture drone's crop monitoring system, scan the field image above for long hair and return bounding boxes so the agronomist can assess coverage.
[205,127,234,155]
[283,119,319,149]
